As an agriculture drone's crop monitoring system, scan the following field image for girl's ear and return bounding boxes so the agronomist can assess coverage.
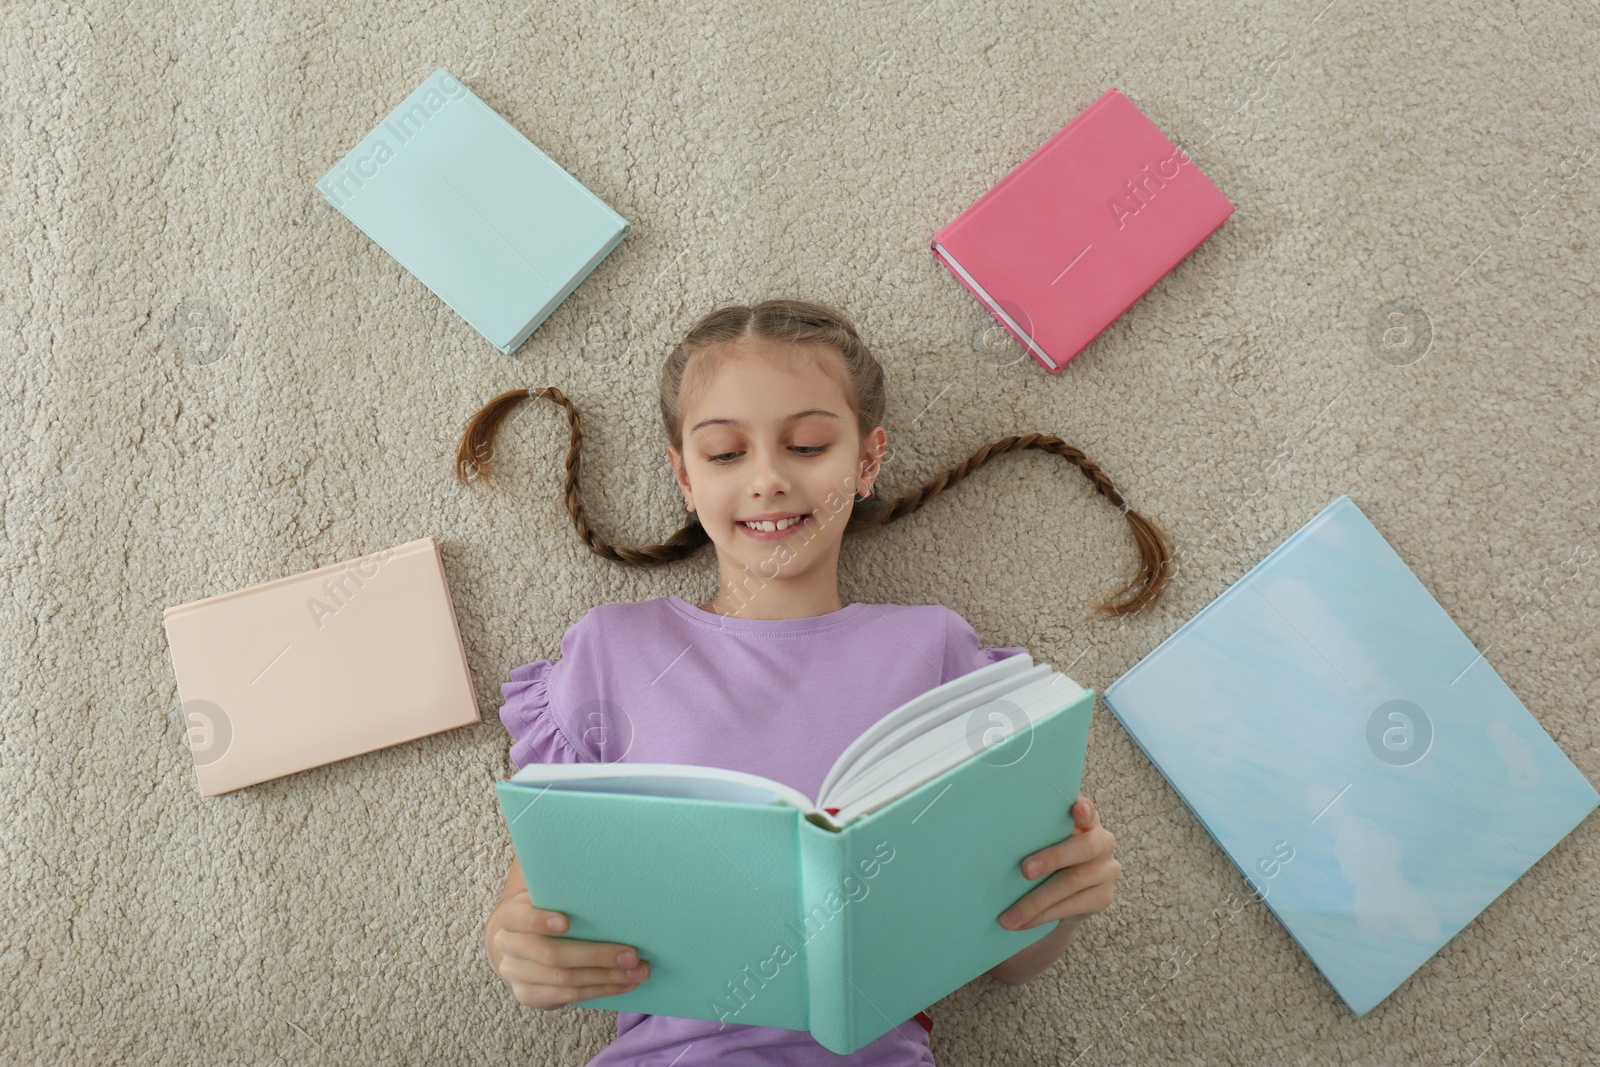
[860,427,887,495]
[666,444,695,512]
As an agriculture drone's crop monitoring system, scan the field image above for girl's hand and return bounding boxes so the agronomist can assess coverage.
[487,890,652,1010]
[998,796,1120,931]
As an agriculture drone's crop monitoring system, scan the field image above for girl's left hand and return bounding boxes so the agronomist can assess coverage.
[998,796,1120,930]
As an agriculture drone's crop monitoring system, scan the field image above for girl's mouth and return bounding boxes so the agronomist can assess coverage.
[736,514,811,540]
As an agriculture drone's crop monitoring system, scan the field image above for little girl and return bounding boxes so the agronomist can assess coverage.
[468,299,1172,1065]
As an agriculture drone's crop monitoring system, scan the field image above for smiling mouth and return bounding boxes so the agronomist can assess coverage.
[736,514,811,533]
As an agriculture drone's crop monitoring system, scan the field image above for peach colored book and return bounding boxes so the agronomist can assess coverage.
[162,537,480,796]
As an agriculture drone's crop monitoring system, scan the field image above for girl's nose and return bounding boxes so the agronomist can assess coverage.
[746,448,793,496]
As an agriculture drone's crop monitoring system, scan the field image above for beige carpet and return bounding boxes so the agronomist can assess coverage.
[6,0,1599,1063]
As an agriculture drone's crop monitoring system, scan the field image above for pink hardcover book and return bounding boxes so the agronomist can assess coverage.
[932,88,1234,374]
[162,537,481,796]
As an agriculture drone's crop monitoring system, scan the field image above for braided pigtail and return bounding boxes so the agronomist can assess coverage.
[454,386,708,565]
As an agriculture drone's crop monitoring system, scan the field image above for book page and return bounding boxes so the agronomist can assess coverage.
[507,761,815,812]
[826,667,1065,801]
[827,674,1080,822]
[828,673,1068,811]
[820,660,1057,805]
[816,655,1038,803]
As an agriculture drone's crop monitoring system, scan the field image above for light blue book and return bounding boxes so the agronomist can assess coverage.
[495,654,1093,1054]
[318,68,628,355]
[1102,494,1598,1017]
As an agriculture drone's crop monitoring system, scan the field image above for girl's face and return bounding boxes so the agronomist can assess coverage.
[666,340,886,612]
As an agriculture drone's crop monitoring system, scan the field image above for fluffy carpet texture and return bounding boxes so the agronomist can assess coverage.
[5,0,1599,1063]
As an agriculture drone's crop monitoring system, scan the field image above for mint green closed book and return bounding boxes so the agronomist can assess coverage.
[318,68,629,355]
[493,654,1094,1054]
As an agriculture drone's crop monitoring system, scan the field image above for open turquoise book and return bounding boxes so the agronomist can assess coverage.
[318,68,629,355]
[494,653,1093,1055]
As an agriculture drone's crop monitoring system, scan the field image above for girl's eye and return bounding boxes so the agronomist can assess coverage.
[706,446,828,464]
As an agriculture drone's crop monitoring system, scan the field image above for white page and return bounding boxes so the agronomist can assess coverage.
[821,664,1061,806]
[827,675,1077,819]
[816,655,1040,803]
[828,674,1069,810]
[508,761,815,812]
[829,670,1074,802]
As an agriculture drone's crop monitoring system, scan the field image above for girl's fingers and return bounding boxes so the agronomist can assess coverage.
[513,980,643,1010]
[1073,796,1098,831]
[1003,853,1121,928]
[498,895,565,934]
[1024,824,1114,879]
[496,951,650,990]
[494,926,647,975]
[1021,878,1118,929]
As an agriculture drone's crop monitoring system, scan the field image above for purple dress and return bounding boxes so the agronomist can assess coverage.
[499,595,1028,1066]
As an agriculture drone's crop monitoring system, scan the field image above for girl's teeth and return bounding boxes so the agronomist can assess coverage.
[742,516,805,532]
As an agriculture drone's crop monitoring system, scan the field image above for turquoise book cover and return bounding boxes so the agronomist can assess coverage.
[494,677,1094,1054]
[318,68,629,354]
[1103,494,1598,1016]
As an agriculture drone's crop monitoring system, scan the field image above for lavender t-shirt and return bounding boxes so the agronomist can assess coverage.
[498,594,1028,1067]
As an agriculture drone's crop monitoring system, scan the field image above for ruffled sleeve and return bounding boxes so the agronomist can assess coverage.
[941,609,1029,684]
[499,658,593,770]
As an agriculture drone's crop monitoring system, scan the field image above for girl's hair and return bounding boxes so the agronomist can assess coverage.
[455,298,1174,618]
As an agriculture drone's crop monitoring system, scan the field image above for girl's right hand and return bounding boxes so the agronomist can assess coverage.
[487,890,651,1010]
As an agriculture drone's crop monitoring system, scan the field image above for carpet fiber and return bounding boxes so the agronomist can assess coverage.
[5,0,1599,1063]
